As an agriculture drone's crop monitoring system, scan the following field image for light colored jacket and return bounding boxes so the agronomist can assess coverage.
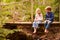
[34,13,43,21]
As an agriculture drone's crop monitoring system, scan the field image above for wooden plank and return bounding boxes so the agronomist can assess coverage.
[6,22,60,24]
[6,22,32,24]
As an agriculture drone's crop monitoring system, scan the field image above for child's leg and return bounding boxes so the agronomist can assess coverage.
[44,20,47,28]
[46,21,51,29]
[44,20,52,33]
[44,20,48,33]
[33,27,37,33]
[32,22,38,33]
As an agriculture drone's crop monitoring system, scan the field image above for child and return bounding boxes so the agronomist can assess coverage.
[44,6,54,33]
[32,8,43,33]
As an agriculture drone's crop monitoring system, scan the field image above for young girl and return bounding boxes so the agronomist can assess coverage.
[32,8,43,33]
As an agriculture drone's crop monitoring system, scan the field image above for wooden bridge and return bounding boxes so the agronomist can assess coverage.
[3,21,60,40]
[3,22,60,29]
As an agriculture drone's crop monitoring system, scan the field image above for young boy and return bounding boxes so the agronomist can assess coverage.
[44,6,54,33]
[32,8,43,33]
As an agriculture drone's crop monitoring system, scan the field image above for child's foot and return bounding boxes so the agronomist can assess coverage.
[44,29,49,33]
[33,31,36,33]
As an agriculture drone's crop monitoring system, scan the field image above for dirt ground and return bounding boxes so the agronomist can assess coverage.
[6,25,60,40]
[4,22,60,40]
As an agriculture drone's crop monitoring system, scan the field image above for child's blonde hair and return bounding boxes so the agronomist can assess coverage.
[35,8,41,13]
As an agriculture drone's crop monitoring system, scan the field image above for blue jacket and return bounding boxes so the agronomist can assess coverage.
[45,12,54,22]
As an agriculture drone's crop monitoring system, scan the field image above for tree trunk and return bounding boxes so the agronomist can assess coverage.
[59,5,60,22]
[31,0,33,22]
[43,0,45,5]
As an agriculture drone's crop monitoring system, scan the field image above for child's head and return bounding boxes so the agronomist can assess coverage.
[36,8,41,14]
[45,6,51,12]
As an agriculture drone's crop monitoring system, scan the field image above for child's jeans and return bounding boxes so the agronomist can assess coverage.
[32,21,42,28]
[44,20,52,29]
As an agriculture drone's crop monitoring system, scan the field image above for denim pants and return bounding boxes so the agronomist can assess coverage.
[44,20,52,29]
[32,21,42,28]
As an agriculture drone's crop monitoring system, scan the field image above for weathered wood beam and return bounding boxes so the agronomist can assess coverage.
[6,22,60,24]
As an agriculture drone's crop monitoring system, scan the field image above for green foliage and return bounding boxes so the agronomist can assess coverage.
[0,28,15,40]
[0,0,59,23]
[2,0,15,3]
[15,0,22,2]
[0,28,21,40]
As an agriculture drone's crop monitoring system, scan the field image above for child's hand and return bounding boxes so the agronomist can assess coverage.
[34,18,38,21]
[34,19,38,22]
[44,20,49,23]
[48,20,51,24]
[35,20,37,22]
[47,18,50,20]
